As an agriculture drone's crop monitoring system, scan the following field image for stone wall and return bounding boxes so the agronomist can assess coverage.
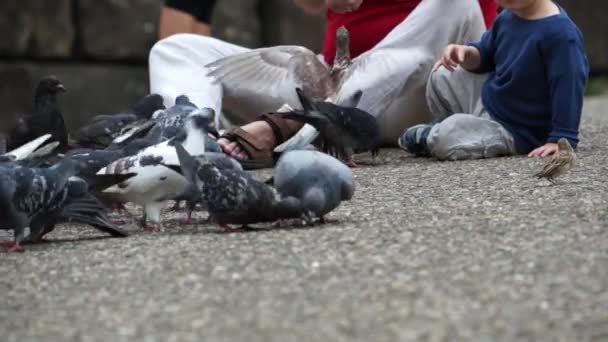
[0,0,324,131]
[0,0,604,132]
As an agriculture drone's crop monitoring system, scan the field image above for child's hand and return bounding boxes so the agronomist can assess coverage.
[528,142,559,157]
[433,44,478,72]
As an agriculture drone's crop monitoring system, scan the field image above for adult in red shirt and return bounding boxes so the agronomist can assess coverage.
[323,0,497,64]
[149,0,498,164]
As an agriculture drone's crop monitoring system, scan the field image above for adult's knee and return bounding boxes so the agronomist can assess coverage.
[149,33,219,65]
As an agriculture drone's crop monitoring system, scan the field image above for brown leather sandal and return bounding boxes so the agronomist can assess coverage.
[220,113,295,170]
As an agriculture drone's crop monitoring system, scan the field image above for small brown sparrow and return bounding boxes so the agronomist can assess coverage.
[534,138,576,185]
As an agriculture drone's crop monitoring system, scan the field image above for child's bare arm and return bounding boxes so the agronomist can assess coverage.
[434,44,481,72]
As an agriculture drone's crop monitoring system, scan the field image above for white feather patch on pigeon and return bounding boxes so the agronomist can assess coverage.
[3,134,52,161]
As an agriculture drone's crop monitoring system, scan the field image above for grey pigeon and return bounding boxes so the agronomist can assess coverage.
[170,143,304,231]
[154,95,199,139]
[272,150,354,223]
[0,158,129,252]
[8,76,69,152]
[151,96,219,152]
[276,88,381,167]
[72,94,165,149]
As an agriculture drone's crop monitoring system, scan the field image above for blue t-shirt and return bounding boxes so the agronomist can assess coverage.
[468,7,589,152]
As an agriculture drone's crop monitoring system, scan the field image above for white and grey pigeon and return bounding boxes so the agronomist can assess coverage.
[168,143,304,232]
[272,150,355,224]
[205,21,428,151]
[97,113,209,230]
[0,158,128,252]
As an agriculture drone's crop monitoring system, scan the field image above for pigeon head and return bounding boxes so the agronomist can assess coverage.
[186,113,212,133]
[272,196,305,220]
[132,94,166,119]
[333,26,351,69]
[340,178,355,201]
[301,187,327,216]
[336,26,349,46]
[36,76,66,96]
[557,138,573,152]
[190,108,216,130]
[175,95,194,107]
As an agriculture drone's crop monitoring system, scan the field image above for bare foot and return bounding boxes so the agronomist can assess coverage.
[217,121,276,160]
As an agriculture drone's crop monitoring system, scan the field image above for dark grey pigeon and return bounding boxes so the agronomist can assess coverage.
[169,143,303,231]
[8,76,69,152]
[0,158,129,252]
[276,88,381,166]
[71,94,165,149]
[23,175,132,244]
[163,152,243,223]
[272,150,354,224]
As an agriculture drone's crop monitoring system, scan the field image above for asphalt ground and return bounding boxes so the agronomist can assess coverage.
[1,96,607,341]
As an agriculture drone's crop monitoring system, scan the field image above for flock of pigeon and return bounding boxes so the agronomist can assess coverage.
[0,26,575,253]
[0,75,374,252]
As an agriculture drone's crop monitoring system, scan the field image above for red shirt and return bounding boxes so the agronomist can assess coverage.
[323,0,499,64]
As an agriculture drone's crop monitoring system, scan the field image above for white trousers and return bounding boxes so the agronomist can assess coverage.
[425,67,517,161]
[149,0,487,144]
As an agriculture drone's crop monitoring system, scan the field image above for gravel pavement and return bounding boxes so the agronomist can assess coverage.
[2,97,607,342]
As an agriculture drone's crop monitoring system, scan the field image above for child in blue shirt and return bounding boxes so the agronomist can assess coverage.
[398,0,589,161]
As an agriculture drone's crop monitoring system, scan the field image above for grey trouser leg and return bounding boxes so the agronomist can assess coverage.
[425,67,517,161]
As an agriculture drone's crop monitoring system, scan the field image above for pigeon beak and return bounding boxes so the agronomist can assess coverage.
[56,84,66,92]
